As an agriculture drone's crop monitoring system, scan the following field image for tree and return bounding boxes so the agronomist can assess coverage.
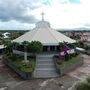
[2,39,21,55]
[21,41,30,63]
[75,35,81,40]
[29,41,43,56]
[59,42,70,54]
[59,42,64,52]
[2,39,12,53]
[12,42,20,49]
[68,43,76,49]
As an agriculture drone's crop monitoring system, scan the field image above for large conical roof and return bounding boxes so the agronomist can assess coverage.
[13,20,75,45]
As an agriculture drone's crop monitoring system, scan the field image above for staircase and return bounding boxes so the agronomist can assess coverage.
[33,54,59,78]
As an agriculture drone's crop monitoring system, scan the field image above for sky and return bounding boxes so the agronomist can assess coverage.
[0,0,90,30]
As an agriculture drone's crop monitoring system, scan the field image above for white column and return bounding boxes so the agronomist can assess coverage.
[23,51,29,63]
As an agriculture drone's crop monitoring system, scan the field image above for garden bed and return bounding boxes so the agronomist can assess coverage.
[3,53,36,79]
[54,54,83,76]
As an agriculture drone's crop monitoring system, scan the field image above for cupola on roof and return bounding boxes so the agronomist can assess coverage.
[36,12,50,28]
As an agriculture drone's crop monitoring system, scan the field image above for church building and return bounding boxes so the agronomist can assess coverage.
[13,13,75,52]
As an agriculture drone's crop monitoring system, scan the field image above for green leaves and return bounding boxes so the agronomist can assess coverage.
[29,41,43,53]
[75,76,90,90]
[21,41,43,53]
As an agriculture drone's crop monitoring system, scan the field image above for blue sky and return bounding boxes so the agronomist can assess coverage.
[0,0,90,30]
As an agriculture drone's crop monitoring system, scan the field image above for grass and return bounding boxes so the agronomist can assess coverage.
[6,53,36,72]
[56,54,81,69]
[20,59,35,72]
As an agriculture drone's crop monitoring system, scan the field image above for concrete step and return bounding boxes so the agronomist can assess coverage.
[37,59,53,62]
[37,63,54,66]
[34,74,59,78]
[34,69,59,78]
[34,73,59,78]
[36,64,55,68]
[35,68,56,71]
[37,57,53,60]
[36,55,54,58]
[34,54,58,78]
[37,56,53,59]
[36,60,54,64]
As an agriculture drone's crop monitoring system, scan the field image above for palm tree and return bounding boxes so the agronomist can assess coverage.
[11,42,20,50]
[2,39,11,53]
[29,41,43,56]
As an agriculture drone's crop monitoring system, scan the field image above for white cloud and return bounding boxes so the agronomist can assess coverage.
[0,0,90,30]
[36,0,90,29]
[0,20,34,30]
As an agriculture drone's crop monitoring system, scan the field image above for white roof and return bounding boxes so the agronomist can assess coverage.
[13,21,76,45]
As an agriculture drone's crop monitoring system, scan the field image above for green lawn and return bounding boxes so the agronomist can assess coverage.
[13,59,35,72]
[56,55,81,68]
[6,53,36,72]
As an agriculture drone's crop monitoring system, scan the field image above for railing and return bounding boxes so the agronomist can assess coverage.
[13,50,33,56]
[59,49,75,56]
[13,49,75,56]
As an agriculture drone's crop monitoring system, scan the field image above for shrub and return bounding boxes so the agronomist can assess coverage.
[75,76,90,90]
[29,41,43,54]
[87,76,90,83]
[64,54,70,61]
[56,59,62,64]
[68,43,76,49]
[85,45,90,50]
[4,52,36,73]
[14,61,22,69]
[75,82,90,90]
[6,53,19,62]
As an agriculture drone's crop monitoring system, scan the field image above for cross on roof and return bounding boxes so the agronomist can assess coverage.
[41,12,45,21]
